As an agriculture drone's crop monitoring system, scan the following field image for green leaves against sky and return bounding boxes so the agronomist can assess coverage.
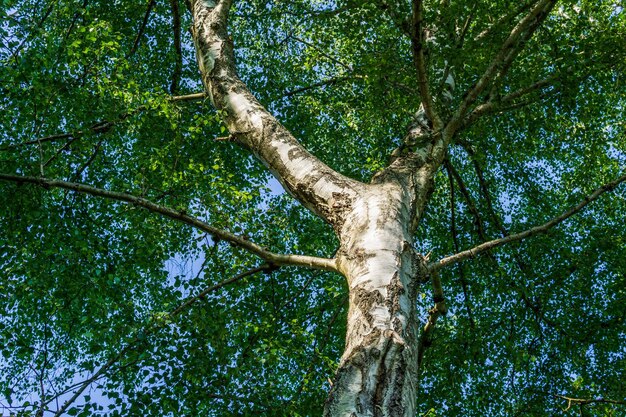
[1,0,625,416]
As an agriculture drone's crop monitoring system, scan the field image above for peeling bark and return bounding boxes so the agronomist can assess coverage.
[324,180,432,417]
[190,0,361,227]
[189,2,442,416]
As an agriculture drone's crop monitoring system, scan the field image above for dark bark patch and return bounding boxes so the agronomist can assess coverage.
[376,199,401,229]
[286,146,309,161]
[386,271,405,318]
[353,287,385,320]
[327,191,353,229]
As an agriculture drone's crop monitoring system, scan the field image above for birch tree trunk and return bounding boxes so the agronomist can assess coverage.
[190,1,443,415]
[324,178,433,416]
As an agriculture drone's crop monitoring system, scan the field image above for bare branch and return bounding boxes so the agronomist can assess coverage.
[128,0,156,58]
[0,174,339,272]
[430,173,626,272]
[553,394,626,412]
[447,0,557,136]
[170,92,207,102]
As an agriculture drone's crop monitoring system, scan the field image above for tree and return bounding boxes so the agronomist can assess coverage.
[0,0,625,415]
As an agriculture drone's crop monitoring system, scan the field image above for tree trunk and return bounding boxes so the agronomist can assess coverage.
[324,173,433,417]
[189,2,441,415]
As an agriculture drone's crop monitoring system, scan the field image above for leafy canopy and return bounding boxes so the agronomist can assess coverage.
[0,0,625,416]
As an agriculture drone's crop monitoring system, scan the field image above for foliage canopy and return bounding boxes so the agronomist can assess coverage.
[1,0,625,415]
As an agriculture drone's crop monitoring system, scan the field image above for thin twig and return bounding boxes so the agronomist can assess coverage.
[445,163,476,328]
[282,75,354,98]
[128,0,156,58]
[169,0,183,94]
[444,158,490,241]
[417,270,447,371]
[290,36,353,72]
[378,0,411,36]
[411,0,442,129]
[6,1,57,65]
[0,93,207,150]
[70,138,105,182]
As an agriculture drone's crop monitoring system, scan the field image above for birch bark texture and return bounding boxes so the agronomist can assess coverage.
[190,1,445,415]
[188,0,624,416]
[2,0,626,415]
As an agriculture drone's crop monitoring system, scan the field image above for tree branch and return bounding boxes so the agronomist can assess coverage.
[460,142,508,236]
[191,0,363,224]
[128,0,156,58]
[169,0,183,94]
[70,138,105,182]
[445,162,476,328]
[446,0,557,136]
[411,0,442,129]
[465,75,555,125]
[170,92,207,101]
[0,93,207,150]
[473,2,534,43]
[430,173,626,272]
[447,146,579,336]
[281,75,355,98]
[444,158,490,241]
[456,3,477,49]
[0,174,338,272]
[554,394,626,412]
[0,120,117,150]
[417,270,447,372]
[5,2,56,65]
[377,1,411,37]
[289,36,353,72]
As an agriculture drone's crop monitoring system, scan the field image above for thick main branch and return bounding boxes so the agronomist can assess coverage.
[190,0,362,225]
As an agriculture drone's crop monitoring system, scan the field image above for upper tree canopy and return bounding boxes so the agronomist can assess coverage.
[1,0,625,416]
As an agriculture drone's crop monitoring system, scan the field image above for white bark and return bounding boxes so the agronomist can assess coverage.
[324,179,431,417]
[191,0,361,226]
[189,2,443,416]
